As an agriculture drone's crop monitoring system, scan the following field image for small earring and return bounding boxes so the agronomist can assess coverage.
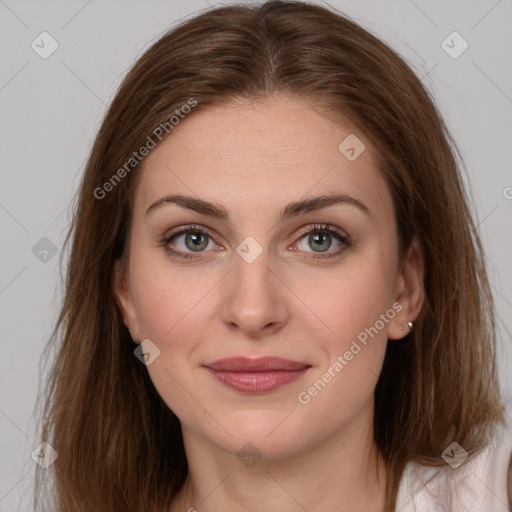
[399,324,405,330]
[408,321,414,330]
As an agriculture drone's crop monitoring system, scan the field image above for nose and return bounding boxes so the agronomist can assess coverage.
[221,245,290,339]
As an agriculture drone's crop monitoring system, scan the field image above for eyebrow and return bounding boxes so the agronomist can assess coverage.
[145,193,370,220]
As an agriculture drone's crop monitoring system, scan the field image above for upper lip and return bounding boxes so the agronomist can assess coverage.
[204,356,310,372]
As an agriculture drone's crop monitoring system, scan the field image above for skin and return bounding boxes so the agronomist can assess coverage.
[113,92,425,512]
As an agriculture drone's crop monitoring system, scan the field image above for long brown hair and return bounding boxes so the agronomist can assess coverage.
[33,1,505,510]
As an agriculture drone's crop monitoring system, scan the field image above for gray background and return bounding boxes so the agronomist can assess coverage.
[0,0,511,509]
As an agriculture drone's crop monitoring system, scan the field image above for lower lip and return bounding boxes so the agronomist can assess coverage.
[205,368,310,393]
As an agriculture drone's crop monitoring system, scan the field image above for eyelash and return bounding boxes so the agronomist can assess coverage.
[161,223,351,261]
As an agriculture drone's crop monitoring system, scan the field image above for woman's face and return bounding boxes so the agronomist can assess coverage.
[114,93,423,460]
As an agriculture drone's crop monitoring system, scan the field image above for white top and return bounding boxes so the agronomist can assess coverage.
[396,415,512,511]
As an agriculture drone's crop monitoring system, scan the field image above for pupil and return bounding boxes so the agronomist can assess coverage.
[310,232,331,252]
[186,232,208,251]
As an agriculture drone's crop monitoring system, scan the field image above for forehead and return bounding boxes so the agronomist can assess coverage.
[134,93,392,223]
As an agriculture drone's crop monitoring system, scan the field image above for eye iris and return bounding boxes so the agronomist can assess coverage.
[185,232,208,251]
[309,231,331,252]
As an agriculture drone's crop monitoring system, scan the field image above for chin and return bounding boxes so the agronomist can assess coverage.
[209,410,310,460]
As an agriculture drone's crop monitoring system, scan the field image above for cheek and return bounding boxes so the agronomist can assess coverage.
[289,252,397,349]
[129,257,217,420]
[130,249,218,343]
[289,274,393,426]
[286,250,396,407]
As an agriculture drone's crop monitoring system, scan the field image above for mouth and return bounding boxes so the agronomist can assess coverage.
[203,356,311,393]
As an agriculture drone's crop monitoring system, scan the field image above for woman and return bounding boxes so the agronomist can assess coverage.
[33,1,512,511]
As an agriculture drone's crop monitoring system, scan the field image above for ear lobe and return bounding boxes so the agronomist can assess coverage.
[112,258,141,342]
[388,237,425,340]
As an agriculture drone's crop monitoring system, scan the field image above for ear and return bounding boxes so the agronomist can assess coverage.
[388,237,425,340]
[112,258,142,343]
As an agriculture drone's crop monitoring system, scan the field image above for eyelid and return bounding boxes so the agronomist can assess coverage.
[293,223,349,242]
[163,223,217,242]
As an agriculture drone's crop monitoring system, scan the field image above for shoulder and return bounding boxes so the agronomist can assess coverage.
[396,410,512,512]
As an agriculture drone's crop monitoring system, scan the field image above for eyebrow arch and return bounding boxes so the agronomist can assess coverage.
[145,193,370,220]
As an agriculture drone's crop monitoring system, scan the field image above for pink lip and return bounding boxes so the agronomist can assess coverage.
[204,357,311,393]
